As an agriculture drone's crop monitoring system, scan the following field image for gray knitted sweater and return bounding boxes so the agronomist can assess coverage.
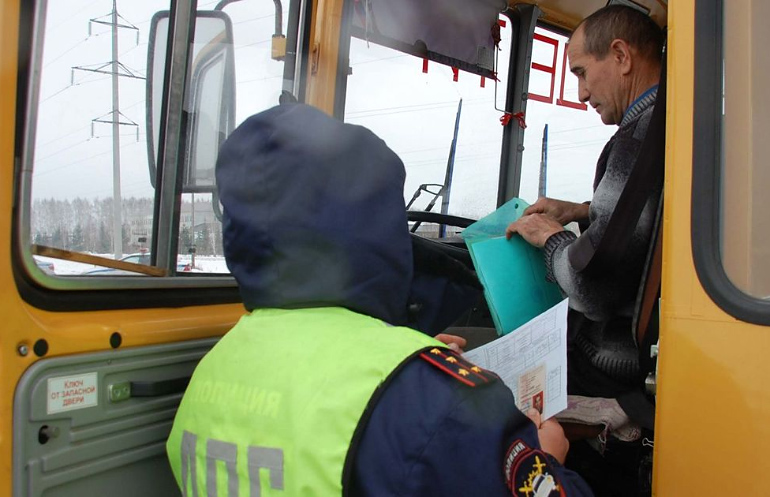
[543,88,660,323]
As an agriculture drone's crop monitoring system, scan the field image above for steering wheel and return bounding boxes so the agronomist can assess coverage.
[407,210,493,333]
[407,210,476,266]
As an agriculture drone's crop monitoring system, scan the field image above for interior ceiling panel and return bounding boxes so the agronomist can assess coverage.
[350,0,507,77]
[509,0,668,31]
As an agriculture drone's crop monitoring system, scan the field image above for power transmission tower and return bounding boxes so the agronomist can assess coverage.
[71,0,144,260]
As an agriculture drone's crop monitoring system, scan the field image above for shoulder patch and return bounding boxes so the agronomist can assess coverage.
[419,348,498,387]
[504,439,565,497]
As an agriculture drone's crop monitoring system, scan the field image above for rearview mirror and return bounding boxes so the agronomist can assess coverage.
[146,11,236,193]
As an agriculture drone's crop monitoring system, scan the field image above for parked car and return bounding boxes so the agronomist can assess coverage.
[33,256,55,275]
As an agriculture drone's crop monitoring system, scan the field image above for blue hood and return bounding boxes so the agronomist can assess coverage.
[216,104,413,325]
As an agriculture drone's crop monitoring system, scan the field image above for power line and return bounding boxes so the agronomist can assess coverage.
[44,38,90,69]
[548,138,608,152]
[345,94,492,120]
[46,0,101,33]
[92,132,147,139]
[346,100,459,119]
[35,124,92,150]
[33,138,142,177]
[41,73,127,103]
[233,13,276,26]
[34,140,90,164]
[40,84,77,104]
[351,53,409,66]
[397,136,502,158]
[118,41,147,59]
[548,124,608,135]
[237,73,282,85]
[404,151,500,168]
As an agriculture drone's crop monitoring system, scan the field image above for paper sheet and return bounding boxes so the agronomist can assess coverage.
[463,298,569,420]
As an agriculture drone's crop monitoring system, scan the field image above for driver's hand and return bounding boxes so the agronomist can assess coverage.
[435,333,467,353]
[523,197,588,225]
[505,214,564,248]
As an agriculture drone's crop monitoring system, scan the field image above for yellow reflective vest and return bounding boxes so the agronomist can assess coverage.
[167,307,444,496]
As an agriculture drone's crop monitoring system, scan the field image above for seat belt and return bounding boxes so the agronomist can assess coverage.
[635,207,663,347]
[568,47,667,275]
[631,193,663,347]
[613,198,663,431]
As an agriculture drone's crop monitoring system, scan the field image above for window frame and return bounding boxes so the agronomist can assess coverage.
[691,0,770,324]
[13,0,308,311]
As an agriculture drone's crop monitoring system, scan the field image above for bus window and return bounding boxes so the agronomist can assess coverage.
[343,19,612,225]
[27,1,171,276]
[23,0,295,285]
[519,26,615,206]
[720,0,770,298]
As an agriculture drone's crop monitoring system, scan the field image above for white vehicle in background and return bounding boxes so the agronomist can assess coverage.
[33,256,55,275]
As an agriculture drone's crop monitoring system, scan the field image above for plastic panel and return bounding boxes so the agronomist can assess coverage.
[13,338,218,497]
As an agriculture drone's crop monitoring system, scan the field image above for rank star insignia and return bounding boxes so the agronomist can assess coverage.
[419,349,498,387]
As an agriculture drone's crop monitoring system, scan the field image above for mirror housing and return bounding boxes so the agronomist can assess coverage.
[146,11,236,193]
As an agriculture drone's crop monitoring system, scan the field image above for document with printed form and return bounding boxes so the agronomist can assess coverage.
[464,298,569,420]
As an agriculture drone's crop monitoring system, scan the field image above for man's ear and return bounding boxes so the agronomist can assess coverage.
[610,38,633,75]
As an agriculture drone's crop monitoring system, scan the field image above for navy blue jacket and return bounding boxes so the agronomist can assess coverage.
[352,356,593,495]
[216,103,593,496]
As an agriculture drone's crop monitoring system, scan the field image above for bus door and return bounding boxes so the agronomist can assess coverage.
[7,1,307,495]
[654,0,770,492]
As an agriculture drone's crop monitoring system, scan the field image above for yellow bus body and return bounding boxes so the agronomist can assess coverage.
[2,0,768,495]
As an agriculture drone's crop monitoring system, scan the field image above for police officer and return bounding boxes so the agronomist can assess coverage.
[166,103,593,496]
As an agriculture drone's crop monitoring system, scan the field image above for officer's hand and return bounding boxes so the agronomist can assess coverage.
[526,408,570,465]
[435,333,467,353]
[523,197,588,225]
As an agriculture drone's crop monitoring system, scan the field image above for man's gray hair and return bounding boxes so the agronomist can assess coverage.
[577,5,664,63]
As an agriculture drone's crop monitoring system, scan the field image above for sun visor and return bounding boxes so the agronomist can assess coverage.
[350,0,507,78]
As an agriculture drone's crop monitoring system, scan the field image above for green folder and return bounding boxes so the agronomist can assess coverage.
[462,198,563,336]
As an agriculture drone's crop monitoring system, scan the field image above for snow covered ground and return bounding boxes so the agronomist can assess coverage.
[36,254,230,276]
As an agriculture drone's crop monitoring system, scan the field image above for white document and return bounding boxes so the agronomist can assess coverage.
[463,298,568,420]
